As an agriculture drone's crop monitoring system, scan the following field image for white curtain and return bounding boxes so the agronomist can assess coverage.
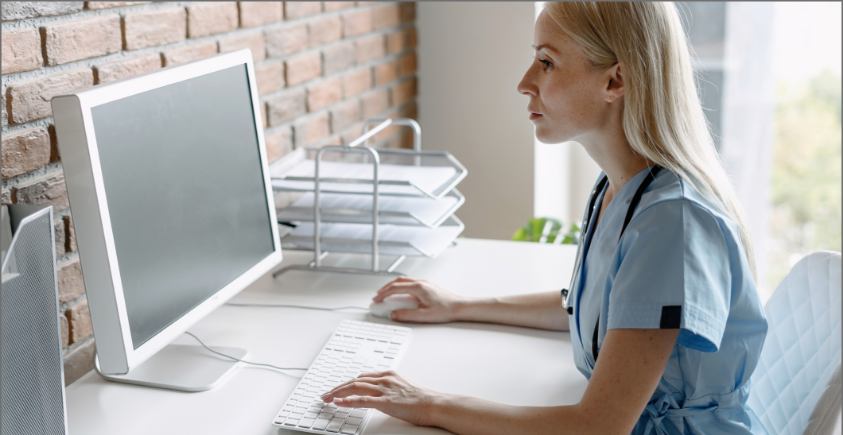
[720,2,776,293]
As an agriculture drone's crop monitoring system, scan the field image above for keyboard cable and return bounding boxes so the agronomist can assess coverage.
[184,331,308,377]
[183,304,370,377]
[224,303,369,311]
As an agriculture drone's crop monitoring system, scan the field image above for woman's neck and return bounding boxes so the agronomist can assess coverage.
[579,127,650,203]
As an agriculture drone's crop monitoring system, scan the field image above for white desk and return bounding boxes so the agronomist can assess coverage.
[66,239,588,434]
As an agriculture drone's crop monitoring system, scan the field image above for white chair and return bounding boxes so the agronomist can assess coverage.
[747,251,842,435]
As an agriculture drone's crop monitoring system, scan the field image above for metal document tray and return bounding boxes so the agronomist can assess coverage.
[276,188,464,228]
[281,215,464,258]
[269,147,467,200]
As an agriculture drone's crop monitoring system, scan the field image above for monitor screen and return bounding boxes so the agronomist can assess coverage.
[90,64,274,349]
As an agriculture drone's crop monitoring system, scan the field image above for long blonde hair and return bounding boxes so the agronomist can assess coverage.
[543,1,757,282]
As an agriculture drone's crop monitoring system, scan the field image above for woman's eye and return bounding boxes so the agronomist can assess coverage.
[539,58,553,69]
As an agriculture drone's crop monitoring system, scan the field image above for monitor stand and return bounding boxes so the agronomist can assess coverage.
[94,344,247,392]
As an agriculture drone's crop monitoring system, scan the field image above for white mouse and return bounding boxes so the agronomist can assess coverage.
[369,294,420,318]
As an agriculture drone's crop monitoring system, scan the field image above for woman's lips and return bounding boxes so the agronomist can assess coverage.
[529,112,543,120]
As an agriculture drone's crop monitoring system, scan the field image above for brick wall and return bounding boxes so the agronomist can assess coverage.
[1,1,418,386]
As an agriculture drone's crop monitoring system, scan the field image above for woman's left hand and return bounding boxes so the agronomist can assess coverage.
[320,370,442,427]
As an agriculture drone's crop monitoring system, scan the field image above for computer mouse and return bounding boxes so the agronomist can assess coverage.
[369,294,420,318]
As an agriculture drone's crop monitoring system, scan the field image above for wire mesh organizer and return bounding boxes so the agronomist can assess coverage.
[270,118,468,277]
[1,205,68,435]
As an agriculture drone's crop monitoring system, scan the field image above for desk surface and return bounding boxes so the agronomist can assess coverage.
[66,238,587,435]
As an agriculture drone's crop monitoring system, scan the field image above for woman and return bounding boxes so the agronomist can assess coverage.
[321,3,768,434]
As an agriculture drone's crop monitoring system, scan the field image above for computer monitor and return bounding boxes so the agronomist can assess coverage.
[51,50,281,391]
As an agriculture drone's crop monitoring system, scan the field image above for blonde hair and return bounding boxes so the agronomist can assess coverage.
[543,2,757,282]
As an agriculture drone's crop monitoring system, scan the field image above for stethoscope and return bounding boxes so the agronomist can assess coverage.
[561,165,662,363]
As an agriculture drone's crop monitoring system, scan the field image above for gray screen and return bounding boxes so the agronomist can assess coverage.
[91,64,274,349]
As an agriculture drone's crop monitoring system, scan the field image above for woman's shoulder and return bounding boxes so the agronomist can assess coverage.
[639,169,735,227]
[624,168,744,250]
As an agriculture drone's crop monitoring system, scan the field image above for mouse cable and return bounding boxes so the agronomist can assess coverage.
[184,331,307,377]
[224,303,368,311]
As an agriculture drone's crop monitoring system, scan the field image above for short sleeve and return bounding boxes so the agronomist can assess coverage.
[605,199,732,352]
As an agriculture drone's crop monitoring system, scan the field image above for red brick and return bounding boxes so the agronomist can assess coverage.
[361,89,388,118]
[408,27,417,48]
[63,214,77,252]
[391,77,416,105]
[1,127,50,179]
[323,41,355,75]
[266,87,306,126]
[187,2,238,38]
[399,2,415,23]
[400,100,417,119]
[294,112,330,147]
[42,15,121,66]
[238,2,282,27]
[12,171,69,211]
[60,315,69,349]
[123,8,186,50]
[63,337,95,386]
[331,98,360,132]
[264,126,293,163]
[161,41,217,67]
[285,51,321,86]
[255,60,285,96]
[2,29,42,74]
[49,124,60,162]
[2,88,7,128]
[54,217,66,259]
[3,2,84,20]
[86,2,149,9]
[373,60,397,86]
[284,1,321,19]
[355,34,384,64]
[324,2,354,11]
[343,67,371,97]
[386,30,404,55]
[373,4,400,30]
[307,77,342,111]
[265,23,309,58]
[58,258,86,304]
[309,15,342,47]
[397,52,416,77]
[68,300,93,344]
[8,69,93,124]
[218,31,266,62]
[94,53,161,84]
[342,9,372,37]
[340,122,364,144]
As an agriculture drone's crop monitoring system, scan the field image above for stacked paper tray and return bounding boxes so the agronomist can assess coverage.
[282,216,464,258]
[269,147,467,199]
[276,189,464,228]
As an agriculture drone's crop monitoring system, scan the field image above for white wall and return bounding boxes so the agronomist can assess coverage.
[417,2,536,240]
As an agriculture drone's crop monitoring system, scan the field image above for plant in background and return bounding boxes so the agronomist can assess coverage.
[768,68,842,289]
[512,217,580,244]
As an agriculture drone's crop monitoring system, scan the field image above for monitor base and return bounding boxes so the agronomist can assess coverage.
[95,344,247,392]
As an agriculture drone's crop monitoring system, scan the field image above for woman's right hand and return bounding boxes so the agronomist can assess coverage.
[373,276,469,323]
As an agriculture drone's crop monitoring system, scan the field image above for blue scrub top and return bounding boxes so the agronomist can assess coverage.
[569,167,769,435]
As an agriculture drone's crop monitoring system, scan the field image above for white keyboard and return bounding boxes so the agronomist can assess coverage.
[271,320,412,434]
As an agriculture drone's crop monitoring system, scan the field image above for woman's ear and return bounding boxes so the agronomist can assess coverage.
[605,63,624,103]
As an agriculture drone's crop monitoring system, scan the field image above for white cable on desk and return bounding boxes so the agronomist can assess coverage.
[184,304,368,377]
[224,303,368,311]
[184,331,307,376]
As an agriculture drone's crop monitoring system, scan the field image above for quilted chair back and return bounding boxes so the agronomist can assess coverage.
[747,251,842,434]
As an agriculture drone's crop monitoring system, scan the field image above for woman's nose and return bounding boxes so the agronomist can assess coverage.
[517,65,537,97]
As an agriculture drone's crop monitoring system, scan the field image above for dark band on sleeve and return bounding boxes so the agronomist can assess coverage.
[660,306,682,329]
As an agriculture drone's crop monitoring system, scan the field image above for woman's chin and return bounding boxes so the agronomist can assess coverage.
[534,129,570,145]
